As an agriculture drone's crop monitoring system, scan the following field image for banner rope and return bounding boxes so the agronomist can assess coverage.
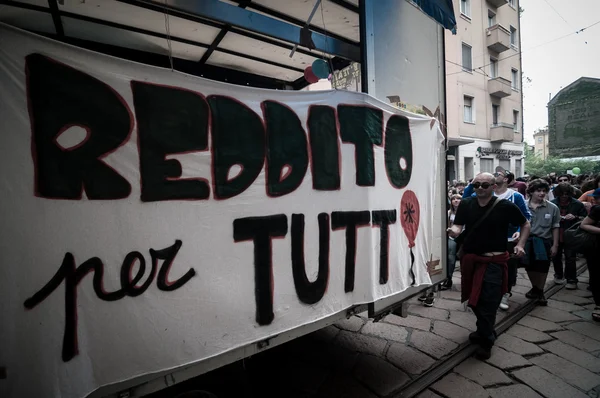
[319,0,337,89]
[162,0,174,72]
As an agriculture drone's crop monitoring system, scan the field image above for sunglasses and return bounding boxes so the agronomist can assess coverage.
[472,182,493,189]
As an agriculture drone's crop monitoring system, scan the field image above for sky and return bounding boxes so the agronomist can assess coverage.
[520,0,600,144]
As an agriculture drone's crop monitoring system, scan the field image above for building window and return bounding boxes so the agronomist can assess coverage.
[510,26,517,47]
[508,0,516,8]
[464,157,474,180]
[492,104,499,125]
[490,58,498,78]
[538,137,543,143]
[511,69,519,90]
[513,110,519,131]
[462,43,472,71]
[460,0,471,18]
[464,96,474,123]
[480,158,494,173]
[515,159,522,177]
[488,10,496,27]
[499,159,510,170]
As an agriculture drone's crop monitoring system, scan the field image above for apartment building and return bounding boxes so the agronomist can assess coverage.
[445,0,524,182]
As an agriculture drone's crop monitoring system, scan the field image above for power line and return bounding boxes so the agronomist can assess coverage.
[575,20,600,34]
[446,18,600,77]
[445,59,489,78]
[476,65,491,79]
[542,0,572,29]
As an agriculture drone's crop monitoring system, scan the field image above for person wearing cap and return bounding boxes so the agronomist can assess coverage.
[580,187,600,322]
[587,187,600,200]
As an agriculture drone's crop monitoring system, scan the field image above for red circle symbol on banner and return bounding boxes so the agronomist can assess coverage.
[400,190,420,248]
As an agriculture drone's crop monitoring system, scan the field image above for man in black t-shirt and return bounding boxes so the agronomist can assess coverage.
[448,173,530,359]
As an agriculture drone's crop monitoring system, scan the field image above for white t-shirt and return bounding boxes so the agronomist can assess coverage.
[496,188,516,201]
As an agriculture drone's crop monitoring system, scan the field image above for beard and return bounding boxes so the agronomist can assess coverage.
[476,190,492,199]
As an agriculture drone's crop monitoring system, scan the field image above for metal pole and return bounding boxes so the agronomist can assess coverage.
[289,0,322,58]
[359,0,368,93]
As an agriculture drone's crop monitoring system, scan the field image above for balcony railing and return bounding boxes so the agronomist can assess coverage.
[486,24,511,53]
[487,0,509,8]
[488,77,512,98]
[490,123,514,142]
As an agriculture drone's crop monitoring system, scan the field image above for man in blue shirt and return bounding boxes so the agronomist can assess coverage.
[463,169,531,310]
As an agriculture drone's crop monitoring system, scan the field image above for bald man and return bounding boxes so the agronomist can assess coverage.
[448,173,530,359]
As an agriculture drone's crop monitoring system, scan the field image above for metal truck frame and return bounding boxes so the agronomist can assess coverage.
[0,1,453,397]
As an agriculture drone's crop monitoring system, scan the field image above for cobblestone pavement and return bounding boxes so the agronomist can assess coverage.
[148,262,593,398]
[424,269,600,398]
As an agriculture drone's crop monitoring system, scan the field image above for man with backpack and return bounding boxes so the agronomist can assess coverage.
[449,173,530,360]
[462,168,531,311]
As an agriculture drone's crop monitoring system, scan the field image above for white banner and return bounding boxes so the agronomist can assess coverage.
[0,24,443,398]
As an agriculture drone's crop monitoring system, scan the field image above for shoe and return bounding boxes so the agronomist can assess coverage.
[554,277,566,285]
[525,288,539,299]
[537,294,548,306]
[469,332,482,343]
[565,282,577,290]
[499,293,510,311]
[439,282,452,291]
[593,307,600,322]
[475,346,492,360]
[418,293,428,302]
[442,279,453,290]
[424,295,435,307]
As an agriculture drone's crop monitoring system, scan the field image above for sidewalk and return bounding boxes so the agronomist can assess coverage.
[154,261,593,397]
[423,269,600,398]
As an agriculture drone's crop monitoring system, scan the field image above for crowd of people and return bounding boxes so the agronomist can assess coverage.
[437,168,600,360]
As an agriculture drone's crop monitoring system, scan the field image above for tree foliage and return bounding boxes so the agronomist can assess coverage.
[524,143,600,176]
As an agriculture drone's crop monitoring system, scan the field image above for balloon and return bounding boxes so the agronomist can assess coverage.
[572,167,581,175]
[400,190,421,248]
[304,66,319,84]
[312,59,330,79]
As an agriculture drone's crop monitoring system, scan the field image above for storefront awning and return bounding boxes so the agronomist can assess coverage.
[410,0,457,33]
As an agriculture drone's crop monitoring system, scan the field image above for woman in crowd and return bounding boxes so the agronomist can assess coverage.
[441,194,462,290]
[448,188,458,207]
[580,188,600,322]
